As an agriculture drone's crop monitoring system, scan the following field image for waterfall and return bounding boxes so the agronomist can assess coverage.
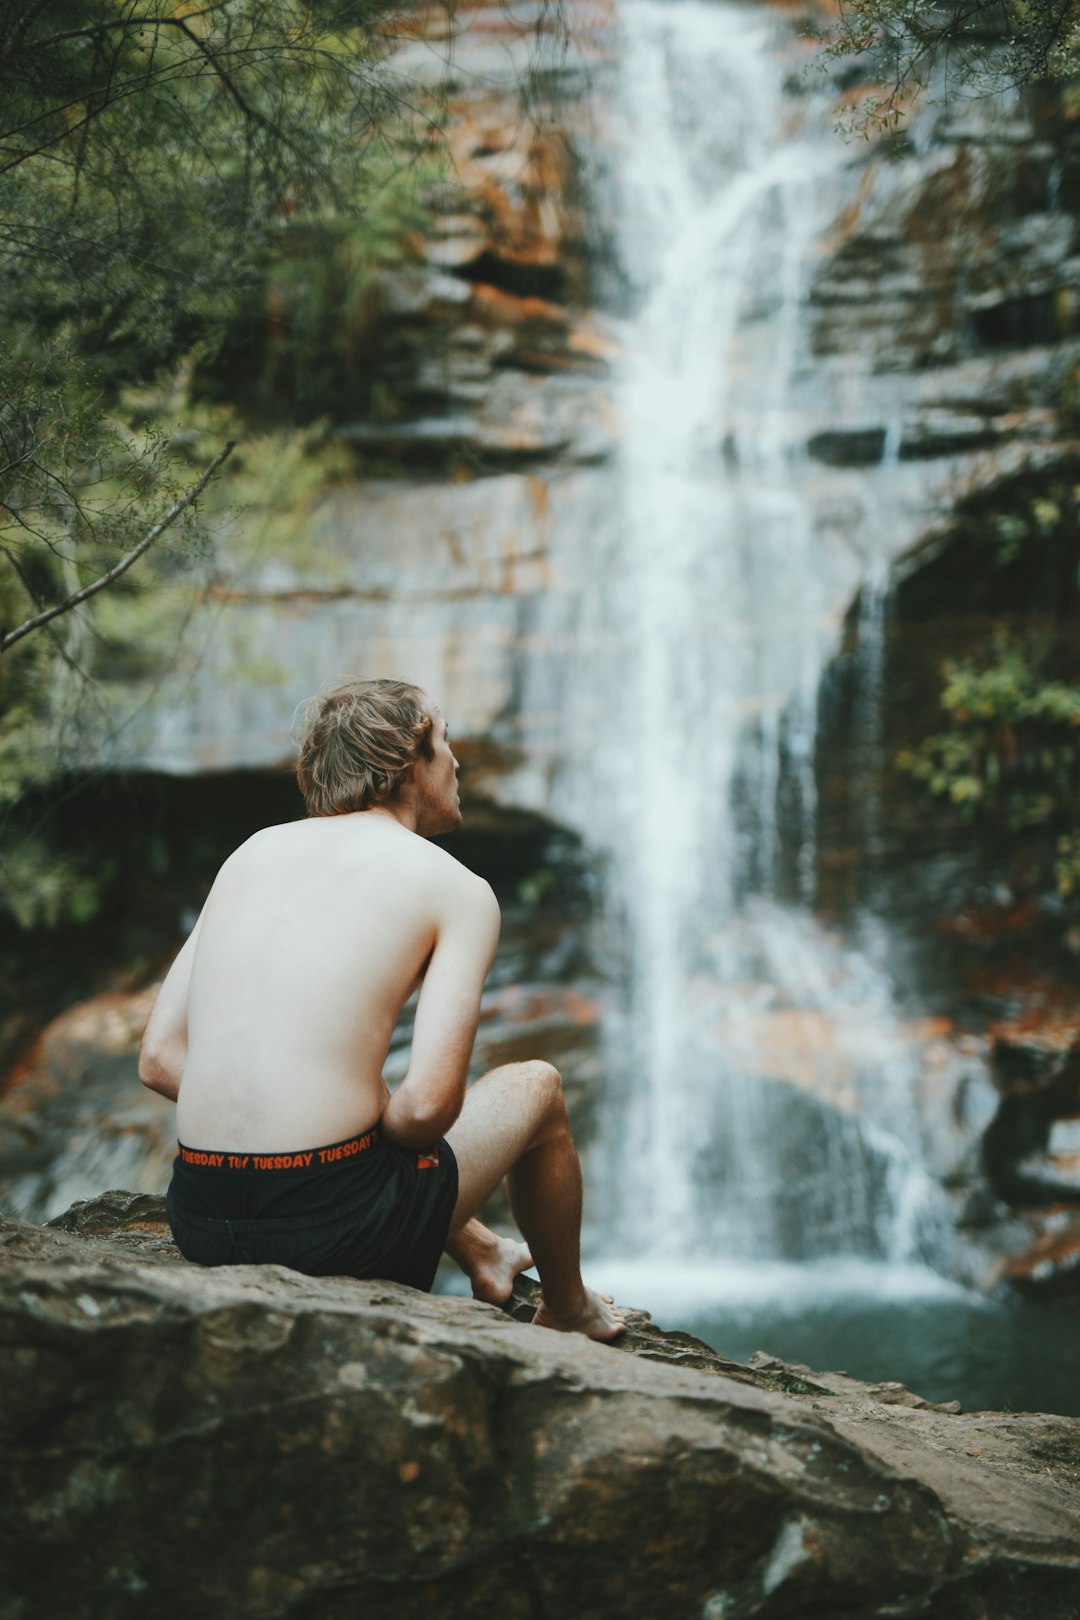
[538,0,956,1272]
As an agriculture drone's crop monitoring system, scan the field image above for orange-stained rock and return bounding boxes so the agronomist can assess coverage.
[999,1209,1080,1298]
[468,283,568,327]
[990,1002,1080,1070]
[0,986,174,1224]
[714,1004,860,1113]
[3,987,157,1104]
[479,982,601,1029]
[440,104,575,272]
[472,982,605,1103]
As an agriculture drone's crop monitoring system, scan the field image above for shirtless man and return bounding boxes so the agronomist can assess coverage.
[140,677,623,1341]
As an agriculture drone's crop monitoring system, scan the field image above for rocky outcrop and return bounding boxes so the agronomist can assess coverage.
[982,1007,1080,1295]
[3,1192,1080,1620]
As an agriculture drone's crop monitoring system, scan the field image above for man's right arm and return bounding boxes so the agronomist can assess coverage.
[139,915,203,1101]
[381,871,500,1150]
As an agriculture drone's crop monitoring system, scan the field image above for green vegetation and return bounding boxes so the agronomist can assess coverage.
[0,0,446,930]
[897,636,1080,893]
[824,0,1080,131]
[896,478,1080,908]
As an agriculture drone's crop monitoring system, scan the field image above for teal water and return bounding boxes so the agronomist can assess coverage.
[584,1259,1080,1416]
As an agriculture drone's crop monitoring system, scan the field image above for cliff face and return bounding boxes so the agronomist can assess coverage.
[94,8,1080,801]
[805,79,1080,1295]
[3,1192,1080,1620]
[94,0,620,793]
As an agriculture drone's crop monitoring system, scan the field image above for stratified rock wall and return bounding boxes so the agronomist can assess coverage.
[96,0,621,794]
[97,5,1080,834]
[3,1196,1079,1620]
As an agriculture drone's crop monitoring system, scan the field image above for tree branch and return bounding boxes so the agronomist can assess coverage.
[7,3,237,61]
[0,439,235,655]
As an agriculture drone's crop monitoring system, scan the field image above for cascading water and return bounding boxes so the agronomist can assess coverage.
[539,0,957,1274]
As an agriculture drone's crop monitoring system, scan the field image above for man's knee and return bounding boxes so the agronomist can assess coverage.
[517,1059,564,1118]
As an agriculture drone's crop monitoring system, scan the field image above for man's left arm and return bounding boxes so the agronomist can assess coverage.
[381,874,500,1148]
[139,917,203,1101]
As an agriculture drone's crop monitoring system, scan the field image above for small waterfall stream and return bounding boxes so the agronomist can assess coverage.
[540,0,956,1274]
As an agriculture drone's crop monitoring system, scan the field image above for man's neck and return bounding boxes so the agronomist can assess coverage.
[363,799,419,834]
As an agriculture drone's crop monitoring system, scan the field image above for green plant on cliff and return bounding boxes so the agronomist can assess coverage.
[983,472,1080,598]
[897,637,1080,822]
[1057,833,1080,897]
[897,635,1080,895]
[895,468,1080,908]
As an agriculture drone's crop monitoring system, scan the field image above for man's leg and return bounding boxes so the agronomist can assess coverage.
[445,1060,624,1341]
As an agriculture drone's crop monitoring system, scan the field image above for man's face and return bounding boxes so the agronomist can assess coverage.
[413,707,462,836]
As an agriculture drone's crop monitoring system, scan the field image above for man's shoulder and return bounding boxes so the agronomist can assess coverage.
[216,820,303,870]
[404,835,497,910]
[219,819,496,915]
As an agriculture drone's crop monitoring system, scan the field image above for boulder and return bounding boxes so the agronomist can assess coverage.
[2,1193,1080,1619]
[983,1010,1080,1211]
[1000,1207,1080,1297]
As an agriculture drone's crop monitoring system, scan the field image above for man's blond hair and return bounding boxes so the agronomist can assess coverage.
[295,678,434,816]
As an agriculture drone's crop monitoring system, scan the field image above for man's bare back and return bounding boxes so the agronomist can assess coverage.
[143,679,623,1342]
[177,813,496,1153]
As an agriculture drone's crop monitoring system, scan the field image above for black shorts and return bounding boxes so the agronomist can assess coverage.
[165,1124,458,1293]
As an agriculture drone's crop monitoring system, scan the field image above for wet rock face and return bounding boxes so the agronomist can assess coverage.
[810,449,1080,1295]
[810,78,1080,379]
[982,1008,1080,1295]
[985,1014,1080,1202]
[106,7,1080,809]
[0,988,175,1225]
[98,0,623,784]
[3,1194,1080,1620]
[357,3,612,456]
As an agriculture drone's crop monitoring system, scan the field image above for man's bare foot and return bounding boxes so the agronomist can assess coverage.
[446,1219,534,1305]
[532,1287,626,1343]
[467,1234,534,1306]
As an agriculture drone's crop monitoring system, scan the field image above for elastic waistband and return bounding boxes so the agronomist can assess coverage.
[176,1124,380,1174]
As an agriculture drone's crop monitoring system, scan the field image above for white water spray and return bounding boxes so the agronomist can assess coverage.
[536,0,957,1272]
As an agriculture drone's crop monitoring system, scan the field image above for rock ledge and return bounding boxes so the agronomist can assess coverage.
[2,1193,1079,1620]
